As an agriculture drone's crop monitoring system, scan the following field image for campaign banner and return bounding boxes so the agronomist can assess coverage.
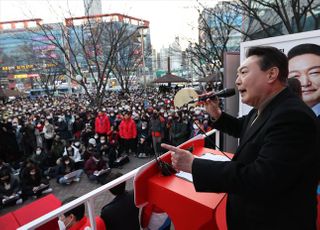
[239,29,320,116]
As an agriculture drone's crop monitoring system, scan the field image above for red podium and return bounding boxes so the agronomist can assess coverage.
[134,135,232,230]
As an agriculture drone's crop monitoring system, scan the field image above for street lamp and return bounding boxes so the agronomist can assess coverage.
[137,25,148,93]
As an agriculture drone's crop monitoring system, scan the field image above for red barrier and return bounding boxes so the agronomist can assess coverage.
[12,194,61,230]
[0,212,20,230]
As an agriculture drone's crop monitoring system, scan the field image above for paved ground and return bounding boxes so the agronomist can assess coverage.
[0,155,152,217]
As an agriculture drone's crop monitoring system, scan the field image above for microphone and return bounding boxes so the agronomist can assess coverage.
[188,88,235,104]
[153,151,177,176]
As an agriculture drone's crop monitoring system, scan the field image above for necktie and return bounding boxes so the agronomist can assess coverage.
[243,111,258,136]
[251,111,259,126]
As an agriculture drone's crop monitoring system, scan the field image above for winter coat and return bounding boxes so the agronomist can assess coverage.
[119,118,137,140]
[84,157,107,175]
[95,114,111,135]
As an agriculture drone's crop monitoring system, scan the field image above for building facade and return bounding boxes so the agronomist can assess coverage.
[0,14,152,91]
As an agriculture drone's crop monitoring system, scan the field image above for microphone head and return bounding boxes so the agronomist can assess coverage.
[219,88,235,97]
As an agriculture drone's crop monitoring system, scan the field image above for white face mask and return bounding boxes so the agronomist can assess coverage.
[93,157,99,162]
[36,150,41,155]
[57,220,66,230]
[57,218,71,230]
[4,183,11,190]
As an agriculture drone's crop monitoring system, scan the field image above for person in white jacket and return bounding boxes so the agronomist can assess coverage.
[43,120,55,152]
[63,141,83,169]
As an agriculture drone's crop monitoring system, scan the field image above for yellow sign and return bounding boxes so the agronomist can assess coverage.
[14,74,28,79]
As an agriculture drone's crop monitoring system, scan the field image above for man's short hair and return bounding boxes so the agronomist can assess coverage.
[247,46,288,83]
[287,43,320,60]
[107,172,126,196]
[62,196,85,221]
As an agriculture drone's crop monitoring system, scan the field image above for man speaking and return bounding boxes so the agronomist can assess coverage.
[162,46,319,230]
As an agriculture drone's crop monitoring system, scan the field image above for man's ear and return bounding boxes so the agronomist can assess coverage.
[267,67,279,83]
[69,213,77,223]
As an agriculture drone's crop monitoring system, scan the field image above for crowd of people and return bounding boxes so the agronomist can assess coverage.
[0,86,214,210]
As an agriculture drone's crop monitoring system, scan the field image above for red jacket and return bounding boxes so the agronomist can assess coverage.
[69,216,106,230]
[95,113,111,135]
[119,118,137,140]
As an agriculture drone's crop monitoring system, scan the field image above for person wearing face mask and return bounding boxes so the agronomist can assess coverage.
[106,126,120,168]
[58,196,106,230]
[118,111,137,157]
[190,118,204,138]
[29,146,49,173]
[202,119,213,133]
[35,122,44,149]
[43,119,55,152]
[95,109,111,139]
[149,110,165,156]
[109,109,116,127]
[170,111,190,146]
[56,155,83,185]
[82,140,95,161]
[97,137,107,155]
[72,116,85,140]
[84,152,110,185]
[20,162,51,199]
[63,142,84,169]
[79,124,93,147]
[0,167,22,207]
[12,119,24,155]
[56,116,72,141]
[136,117,151,158]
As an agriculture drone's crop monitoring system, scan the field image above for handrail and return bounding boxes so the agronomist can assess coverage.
[17,167,141,230]
[17,130,219,230]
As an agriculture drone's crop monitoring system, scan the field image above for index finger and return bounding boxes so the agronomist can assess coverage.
[161,143,181,153]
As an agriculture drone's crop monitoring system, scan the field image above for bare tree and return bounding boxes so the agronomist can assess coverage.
[186,2,242,82]
[111,27,152,93]
[207,0,320,40]
[187,0,319,85]
[21,13,144,108]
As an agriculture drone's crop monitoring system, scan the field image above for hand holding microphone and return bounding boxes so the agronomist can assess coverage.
[200,91,222,120]
[199,88,235,120]
[174,87,235,106]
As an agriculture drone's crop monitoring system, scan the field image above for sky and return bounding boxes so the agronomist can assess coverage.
[0,0,218,51]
